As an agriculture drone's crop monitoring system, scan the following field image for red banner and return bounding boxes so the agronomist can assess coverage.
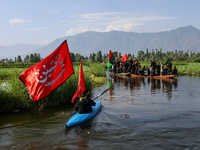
[122,54,129,62]
[108,50,113,61]
[19,40,74,101]
[118,55,122,58]
[71,61,86,103]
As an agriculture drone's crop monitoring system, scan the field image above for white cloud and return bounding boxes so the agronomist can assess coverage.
[25,27,48,31]
[106,23,144,32]
[9,18,32,25]
[66,28,89,36]
[48,9,59,13]
[34,40,49,45]
[64,12,177,36]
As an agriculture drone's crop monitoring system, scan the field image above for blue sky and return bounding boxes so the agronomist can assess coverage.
[0,0,200,46]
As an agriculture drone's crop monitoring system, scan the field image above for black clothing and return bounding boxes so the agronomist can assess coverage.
[156,65,160,76]
[148,69,150,75]
[128,62,132,72]
[152,61,156,72]
[168,62,172,72]
[150,69,155,77]
[75,98,95,114]
[132,64,136,74]
[172,68,177,75]
[123,62,129,73]
[116,61,120,67]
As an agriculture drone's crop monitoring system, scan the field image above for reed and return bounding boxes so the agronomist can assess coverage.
[175,63,200,75]
[88,63,106,77]
[0,63,105,113]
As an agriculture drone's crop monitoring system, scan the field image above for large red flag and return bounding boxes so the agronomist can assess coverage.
[122,54,129,62]
[19,40,74,101]
[71,61,85,103]
[108,50,113,61]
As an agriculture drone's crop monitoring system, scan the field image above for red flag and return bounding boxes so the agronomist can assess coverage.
[19,40,74,101]
[71,61,85,103]
[118,55,122,58]
[122,54,129,62]
[108,50,113,61]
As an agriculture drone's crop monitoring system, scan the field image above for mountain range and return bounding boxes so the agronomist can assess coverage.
[1,25,200,60]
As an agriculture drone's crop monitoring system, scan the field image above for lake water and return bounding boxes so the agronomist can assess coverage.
[0,75,200,150]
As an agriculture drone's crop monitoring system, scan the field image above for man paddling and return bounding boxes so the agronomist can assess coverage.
[75,90,96,114]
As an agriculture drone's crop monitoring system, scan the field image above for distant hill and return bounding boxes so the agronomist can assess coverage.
[0,44,44,59]
[1,25,200,60]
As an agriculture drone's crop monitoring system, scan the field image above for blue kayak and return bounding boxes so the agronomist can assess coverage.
[65,101,101,128]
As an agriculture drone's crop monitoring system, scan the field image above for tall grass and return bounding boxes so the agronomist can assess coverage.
[175,63,200,75]
[88,63,106,77]
[0,63,104,113]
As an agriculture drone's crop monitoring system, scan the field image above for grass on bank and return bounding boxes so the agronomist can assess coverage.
[0,63,107,114]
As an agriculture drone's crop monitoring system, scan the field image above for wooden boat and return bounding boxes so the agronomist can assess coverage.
[65,101,101,128]
[110,72,131,77]
[131,74,177,79]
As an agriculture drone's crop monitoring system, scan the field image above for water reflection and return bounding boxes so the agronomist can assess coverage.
[110,76,178,100]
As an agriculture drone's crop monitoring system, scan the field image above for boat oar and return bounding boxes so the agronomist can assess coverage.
[93,88,111,100]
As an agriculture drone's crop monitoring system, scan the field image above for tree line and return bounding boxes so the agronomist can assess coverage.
[1,49,200,64]
[136,49,200,62]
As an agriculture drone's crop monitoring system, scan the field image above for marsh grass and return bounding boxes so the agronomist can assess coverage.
[175,63,200,75]
[0,63,105,113]
[88,63,106,77]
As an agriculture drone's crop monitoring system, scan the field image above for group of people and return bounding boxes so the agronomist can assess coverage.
[111,59,178,76]
[111,59,144,75]
[74,59,178,114]
[150,60,178,76]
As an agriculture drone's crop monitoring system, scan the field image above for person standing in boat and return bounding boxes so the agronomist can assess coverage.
[75,90,96,114]
[161,62,164,75]
[152,60,156,73]
[156,62,160,76]
[141,66,145,75]
[172,66,178,75]
[116,60,120,73]
[168,60,172,75]
[123,61,129,73]
[150,65,155,77]
[131,61,136,74]
[128,60,132,73]
[164,64,170,75]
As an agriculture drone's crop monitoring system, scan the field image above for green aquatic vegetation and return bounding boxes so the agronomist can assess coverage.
[88,63,106,77]
[175,63,200,75]
[0,63,106,113]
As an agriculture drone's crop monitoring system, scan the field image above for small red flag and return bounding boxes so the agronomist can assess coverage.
[118,55,122,59]
[122,54,129,62]
[71,61,85,103]
[19,40,74,101]
[108,50,113,61]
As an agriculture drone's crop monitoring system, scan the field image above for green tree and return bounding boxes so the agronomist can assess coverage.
[17,55,22,63]
[24,55,30,63]
[70,53,76,62]
[29,54,34,63]
[97,50,102,62]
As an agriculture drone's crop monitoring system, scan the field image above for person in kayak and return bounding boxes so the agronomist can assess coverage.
[75,90,96,114]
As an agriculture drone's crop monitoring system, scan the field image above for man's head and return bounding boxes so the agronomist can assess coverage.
[83,90,90,97]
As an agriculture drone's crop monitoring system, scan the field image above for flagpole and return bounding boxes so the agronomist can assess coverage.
[73,64,81,98]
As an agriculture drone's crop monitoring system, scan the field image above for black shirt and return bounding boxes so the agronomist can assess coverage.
[75,98,96,114]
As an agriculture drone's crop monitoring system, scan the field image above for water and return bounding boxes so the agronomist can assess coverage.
[0,75,200,150]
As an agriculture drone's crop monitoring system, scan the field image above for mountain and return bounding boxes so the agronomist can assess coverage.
[1,25,200,60]
[0,44,44,59]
